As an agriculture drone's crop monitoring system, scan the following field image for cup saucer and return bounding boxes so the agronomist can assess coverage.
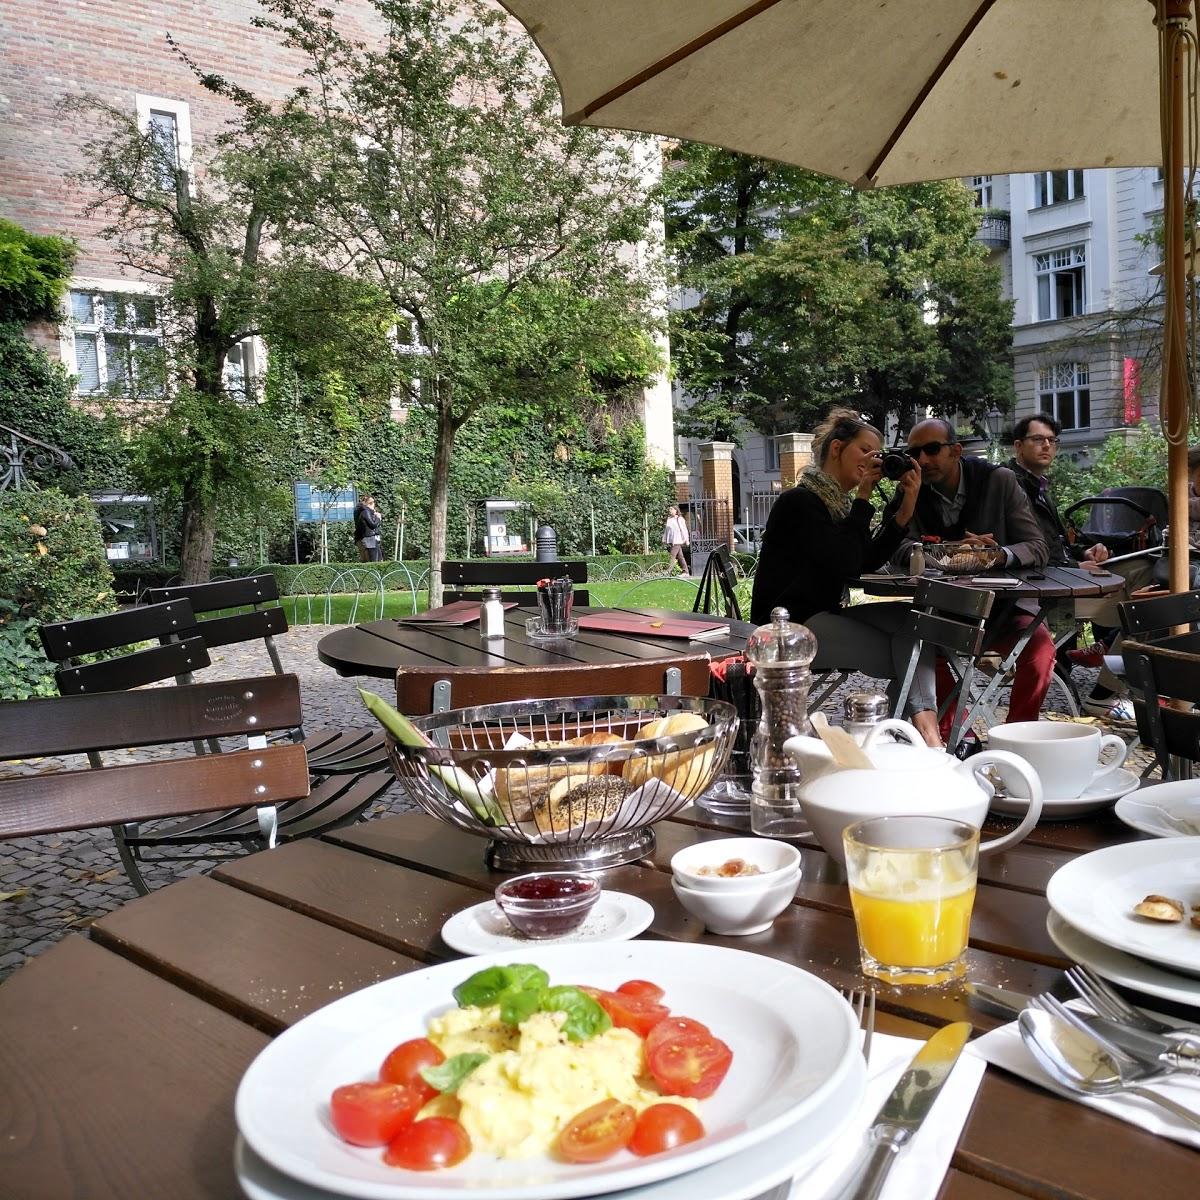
[989,766,1139,820]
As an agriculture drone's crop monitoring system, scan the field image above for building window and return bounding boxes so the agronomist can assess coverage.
[1039,362,1091,430]
[764,435,779,472]
[970,175,993,207]
[1033,170,1085,208]
[67,289,162,397]
[224,339,259,399]
[1034,245,1086,320]
[135,94,192,189]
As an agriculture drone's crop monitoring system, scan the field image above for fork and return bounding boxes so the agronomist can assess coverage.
[843,986,876,1063]
[1065,965,1200,1054]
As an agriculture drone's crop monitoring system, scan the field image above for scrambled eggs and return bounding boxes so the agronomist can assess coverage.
[423,1003,696,1159]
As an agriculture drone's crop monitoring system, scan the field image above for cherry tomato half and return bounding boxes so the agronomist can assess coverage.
[383,1117,471,1170]
[644,1016,711,1054]
[616,979,666,1003]
[591,990,670,1038]
[380,1037,445,1106]
[646,1032,733,1099]
[628,1103,705,1157]
[556,1099,637,1163]
[330,1082,423,1147]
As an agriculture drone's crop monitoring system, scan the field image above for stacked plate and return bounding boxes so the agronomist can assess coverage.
[1046,840,1200,1009]
[233,942,867,1200]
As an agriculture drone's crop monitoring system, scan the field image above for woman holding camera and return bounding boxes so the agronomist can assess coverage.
[750,408,941,747]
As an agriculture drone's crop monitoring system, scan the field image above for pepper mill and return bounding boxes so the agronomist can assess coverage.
[744,606,817,838]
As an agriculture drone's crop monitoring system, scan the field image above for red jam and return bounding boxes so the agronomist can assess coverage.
[495,873,601,938]
[506,876,594,901]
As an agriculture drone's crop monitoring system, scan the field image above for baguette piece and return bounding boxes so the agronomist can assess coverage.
[1133,894,1185,922]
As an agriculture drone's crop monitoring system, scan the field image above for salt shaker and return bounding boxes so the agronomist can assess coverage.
[908,542,925,578]
[842,690,890,746]
[479,587,505,640]
[744,606,817,838]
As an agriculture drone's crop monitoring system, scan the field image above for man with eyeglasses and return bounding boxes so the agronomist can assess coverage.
[887,416,1054,731]
[1006,412,1150,723]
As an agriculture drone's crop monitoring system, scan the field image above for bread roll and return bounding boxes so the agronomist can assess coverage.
[532,775,632,835]
[622,712,712,789]
[492,754,607,823]
[569,730,629,775]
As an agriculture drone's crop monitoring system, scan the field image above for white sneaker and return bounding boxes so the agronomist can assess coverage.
[1081,694,1136,724]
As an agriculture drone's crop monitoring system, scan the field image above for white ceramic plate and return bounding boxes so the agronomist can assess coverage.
[235,943,860,1200]
[1046,840,1200,977]
[989,766,1139,820]
[1114,780,1200,839]
[440,892,654,956]
[234,1055,866,1200]
[1046,911,1200,1010]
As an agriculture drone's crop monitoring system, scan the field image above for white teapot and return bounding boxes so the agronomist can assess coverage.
[782,719,1044,864]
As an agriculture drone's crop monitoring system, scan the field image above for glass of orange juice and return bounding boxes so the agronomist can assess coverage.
[844,815,979,986]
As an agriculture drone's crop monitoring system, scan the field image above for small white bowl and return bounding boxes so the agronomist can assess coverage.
[671,869,799,935]
[670,837,802,892]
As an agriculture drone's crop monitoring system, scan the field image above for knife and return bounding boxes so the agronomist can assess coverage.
[965,982,1200,1071]
[832,1021,971,1200]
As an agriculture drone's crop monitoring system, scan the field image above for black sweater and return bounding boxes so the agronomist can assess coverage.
[750,486,906,625]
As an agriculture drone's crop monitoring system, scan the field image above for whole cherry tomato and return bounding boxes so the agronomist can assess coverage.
[556,1099,637,1163]
[383,1117,471,1170]
[380,1037,445,1106]
[329,1082,422,1147]
[628,1103,705,1156]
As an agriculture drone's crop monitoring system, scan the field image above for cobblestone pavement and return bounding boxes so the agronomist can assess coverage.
[0,626,1137,982]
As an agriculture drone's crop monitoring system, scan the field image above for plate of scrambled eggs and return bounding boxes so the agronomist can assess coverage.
[236,943,860,1200]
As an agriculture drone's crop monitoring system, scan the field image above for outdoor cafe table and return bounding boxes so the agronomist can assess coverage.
[316,606,755,709]
[3,805,1196,1200]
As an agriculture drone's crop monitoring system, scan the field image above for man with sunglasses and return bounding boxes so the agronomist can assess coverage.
[887,417,1054,730]
[1007,412,1150,723]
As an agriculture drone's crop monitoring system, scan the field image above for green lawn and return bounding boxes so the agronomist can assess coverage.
[279,577,720,625]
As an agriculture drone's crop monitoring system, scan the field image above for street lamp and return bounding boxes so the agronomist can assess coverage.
[983,405,1005,462]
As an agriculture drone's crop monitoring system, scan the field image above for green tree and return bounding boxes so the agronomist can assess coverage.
[665,144,1015,439]
[201,0,661,602]
[0,218,76,324]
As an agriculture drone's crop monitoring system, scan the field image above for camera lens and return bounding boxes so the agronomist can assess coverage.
[881,450,915,481]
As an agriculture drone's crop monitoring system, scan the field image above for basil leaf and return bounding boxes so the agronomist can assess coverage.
[419,1052,489,1094]
[503,964,550,994]
[499,984,545,1027]
[540,985,612,1042]
[451,964,549,1013]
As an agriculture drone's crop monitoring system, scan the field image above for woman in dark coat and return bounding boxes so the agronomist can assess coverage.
[751,408,941,747]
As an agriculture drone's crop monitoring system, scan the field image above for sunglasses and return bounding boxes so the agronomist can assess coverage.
[908,441,953,458]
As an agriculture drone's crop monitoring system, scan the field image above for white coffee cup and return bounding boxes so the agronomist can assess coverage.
[986,721,1127,798]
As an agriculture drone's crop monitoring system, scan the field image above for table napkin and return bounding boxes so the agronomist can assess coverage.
[969,1017,1200,1150]
[787,1031,987,1200]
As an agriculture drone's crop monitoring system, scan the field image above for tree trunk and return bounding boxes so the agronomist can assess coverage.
[180,491,217,583]
[427,398,457,608]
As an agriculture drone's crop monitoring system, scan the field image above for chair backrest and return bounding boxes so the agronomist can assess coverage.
[1121,638,1200,776]
[1118,586,1200,639]
[904,579,995,658]
[0,676,310,839]
[146,574,290,653]
[40,601,211,694]
[441,560,589,606]
[394,655,712,715]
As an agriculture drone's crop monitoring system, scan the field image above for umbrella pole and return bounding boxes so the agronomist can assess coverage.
[1156,0,1196,594]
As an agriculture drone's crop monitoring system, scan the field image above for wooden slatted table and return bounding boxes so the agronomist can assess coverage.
[2,806,1195,1200]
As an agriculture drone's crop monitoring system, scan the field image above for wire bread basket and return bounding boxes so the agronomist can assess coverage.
[922,540,1005,574]
[386,694,737,870]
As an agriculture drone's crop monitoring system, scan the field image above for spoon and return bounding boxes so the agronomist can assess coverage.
[809,712,873,770]
[1018,1008,1200,1130]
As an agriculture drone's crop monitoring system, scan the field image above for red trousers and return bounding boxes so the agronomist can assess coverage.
[937,615,1057,737]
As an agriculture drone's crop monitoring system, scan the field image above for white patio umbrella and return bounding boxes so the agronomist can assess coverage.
[499,0,1198,590]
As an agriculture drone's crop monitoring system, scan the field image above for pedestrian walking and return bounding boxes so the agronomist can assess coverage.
[662,505,691,575]
[354,494,383,562]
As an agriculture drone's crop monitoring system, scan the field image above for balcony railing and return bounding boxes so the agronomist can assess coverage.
[0,422,74,491]
[976,212,1011,249]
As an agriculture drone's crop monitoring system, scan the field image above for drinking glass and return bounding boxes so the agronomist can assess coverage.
[843,815,979,986]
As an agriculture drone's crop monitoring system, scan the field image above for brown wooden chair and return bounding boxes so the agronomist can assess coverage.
[441,560,590,606]
[395,654,713,715]
[0,677,319,887]
[145,574,386,775]
[1120,637,1200,780]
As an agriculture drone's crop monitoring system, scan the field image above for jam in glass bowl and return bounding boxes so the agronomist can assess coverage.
[494,871,601,938]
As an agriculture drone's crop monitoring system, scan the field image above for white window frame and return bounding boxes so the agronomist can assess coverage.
[1038,362,1091,430]
[970,175,993,208]
[1032,169,1085,208]
[134,93,193,181]
[1033,244,1087,321]
[61,278,163,398]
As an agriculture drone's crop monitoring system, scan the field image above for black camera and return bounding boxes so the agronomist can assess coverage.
[880,449,917,481]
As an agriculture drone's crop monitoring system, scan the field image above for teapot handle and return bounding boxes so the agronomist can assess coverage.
[957,750,1044,854]
[860,718,925,749]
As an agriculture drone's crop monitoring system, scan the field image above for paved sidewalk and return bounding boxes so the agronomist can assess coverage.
[0,628,1132,982]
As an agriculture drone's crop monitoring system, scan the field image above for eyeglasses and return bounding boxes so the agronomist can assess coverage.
[1021,435,1059,447]
[908,441,953,458]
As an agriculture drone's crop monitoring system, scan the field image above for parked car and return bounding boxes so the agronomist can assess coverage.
[732,524,764,555]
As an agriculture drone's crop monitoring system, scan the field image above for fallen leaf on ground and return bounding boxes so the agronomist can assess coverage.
[0,889,30,903]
